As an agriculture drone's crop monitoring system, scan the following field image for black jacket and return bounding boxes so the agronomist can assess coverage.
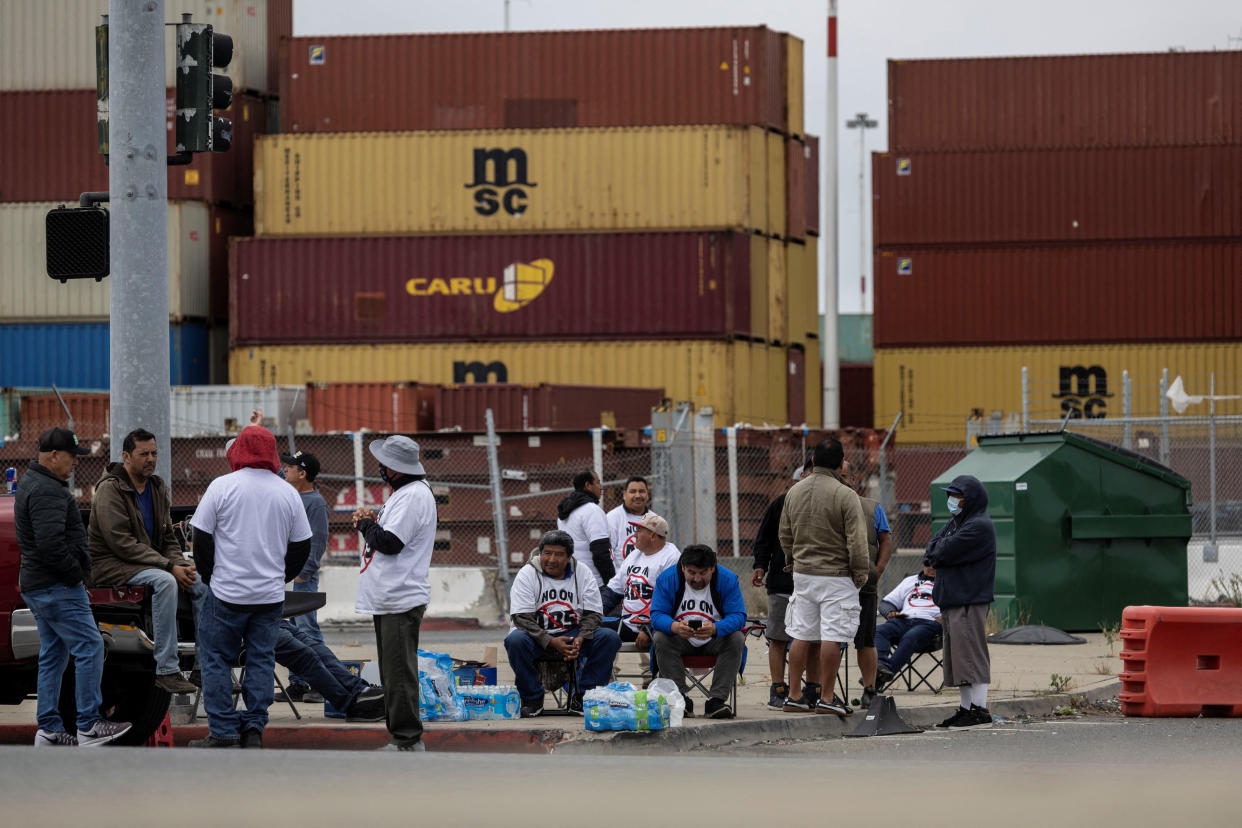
[925,474,996,608]
[16,462,90,591]
[752,494,793,594]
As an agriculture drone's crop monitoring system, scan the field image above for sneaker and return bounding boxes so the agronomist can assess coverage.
[568,692,584,714]
[519,696,544,718]
[782,695,812,713]
[356,685,386,703]
[683,698,694,719]
[936,706,974,729]
[187,735,241,748]
[34,729,78,748]
[155,672,198,693]
[962,705,993,728]
[768,682,790,709]
[860,686,878,710]
[77,719,132,747]
[379,741,425,752]
[240,728,263,749]
[345,694,387,722]
[704,698,734,719]
[876,666,895,690]
[802,682,822,708]
[304,690,325,704]
[815,695,853,717]
[275,682,310,703]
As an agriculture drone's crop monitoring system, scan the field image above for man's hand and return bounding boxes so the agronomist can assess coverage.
[249,408,264,426]
[635,630,651,650]
[549,636,579,660]
[172,564,196,590]
[294,577,307,584]
[692,620,716,640]
[750,568,766,588]
[352,507,377,527]
[671,621,696,639]
[886,611,902,620]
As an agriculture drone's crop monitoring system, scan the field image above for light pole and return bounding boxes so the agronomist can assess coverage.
[846,112,877,311]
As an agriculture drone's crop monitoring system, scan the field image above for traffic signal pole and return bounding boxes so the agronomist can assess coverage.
[108,0,171,484]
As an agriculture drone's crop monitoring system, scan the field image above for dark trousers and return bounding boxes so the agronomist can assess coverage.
[275,620,366,712]
[373,604,426,747]
[197,592,282,739]
[874,616,942,673]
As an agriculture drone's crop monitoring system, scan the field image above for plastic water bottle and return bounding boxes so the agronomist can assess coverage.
[5,468,14,495]
[460,685,520,720]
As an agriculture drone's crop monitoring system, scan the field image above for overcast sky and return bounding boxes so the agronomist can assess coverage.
[295,0,1242,315]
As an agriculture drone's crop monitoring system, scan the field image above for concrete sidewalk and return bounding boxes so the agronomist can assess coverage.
[0,627,1124,752]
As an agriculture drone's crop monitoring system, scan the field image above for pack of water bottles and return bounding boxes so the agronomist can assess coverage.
[582,681,674,732]
[458,685,521,720]
[417,649,468,722]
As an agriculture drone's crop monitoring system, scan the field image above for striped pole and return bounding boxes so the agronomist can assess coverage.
[822,0,840,428]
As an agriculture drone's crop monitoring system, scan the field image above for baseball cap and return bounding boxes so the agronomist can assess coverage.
[38,427,90,455]
[280,450,321,481]
[629,513,669,538]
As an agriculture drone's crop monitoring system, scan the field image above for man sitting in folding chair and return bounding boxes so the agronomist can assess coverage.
[651,544,747,720]
[874,558,942,690]
[505,530,622,718]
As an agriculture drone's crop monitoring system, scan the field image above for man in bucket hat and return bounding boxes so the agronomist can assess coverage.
[353,435,437,752]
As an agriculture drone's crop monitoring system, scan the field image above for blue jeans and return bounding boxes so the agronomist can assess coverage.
[197,591,282,739]
[288,577,323,686]
[503,626,622,701]
[275,620,365,711]
[875,616,942,673]
[126,568,207,675]
[22,583,104,732]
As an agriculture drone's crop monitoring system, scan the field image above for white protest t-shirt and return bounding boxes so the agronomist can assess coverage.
[190,467,312,605]
[606,505,654,565]
[509,559,603,634]
[675,582,724,648]
[882,574,940,623]
[355,480,437,615]
[557,501,611,585]
[605,542,681,631]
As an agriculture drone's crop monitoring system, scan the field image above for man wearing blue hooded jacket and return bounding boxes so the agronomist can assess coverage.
[925,474,996,729]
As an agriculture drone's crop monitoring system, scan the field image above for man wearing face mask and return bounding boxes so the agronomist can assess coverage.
[925,474,996,729]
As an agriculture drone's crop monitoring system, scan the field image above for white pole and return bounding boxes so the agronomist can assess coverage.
[822,0,839,428]
[353,429,365,553]
[858,120,866,310]
[726,427,740,557]
[591,428,604,488]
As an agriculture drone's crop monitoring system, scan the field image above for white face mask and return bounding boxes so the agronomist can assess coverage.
[947,495,963,516]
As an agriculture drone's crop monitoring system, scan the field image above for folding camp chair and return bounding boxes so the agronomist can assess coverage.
[879,634,944,694]
[534,654,580,716]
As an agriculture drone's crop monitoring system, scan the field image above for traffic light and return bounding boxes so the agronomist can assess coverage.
[46,206,110,283]
[175,22,233,154]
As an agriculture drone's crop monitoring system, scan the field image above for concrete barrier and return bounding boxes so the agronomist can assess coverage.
[315,566,505,623]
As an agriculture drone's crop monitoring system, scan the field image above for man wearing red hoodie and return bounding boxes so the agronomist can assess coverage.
[188,425,312,748]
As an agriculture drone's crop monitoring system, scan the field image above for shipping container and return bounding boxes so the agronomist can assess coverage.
[840,363,874,428]
[208,207,254,322]
[253,126,785,237]
[170,385,306,438]
[784,237,818,345]
[0,90,265,205]
[434,384,664,431]
[786,348,806,426]
[230,232,766,344]
[0,0,288,94]
[874,242,1242,348]
[0,387,104,441]
[278,27,797,135]
[766,238,788,343]
[0,201,210,321]
[874,342,1242,444]
[888,51,1242,152]
[230,340,790,427]
[785,137,808,241]
[0,323,209,389]
[307,383,437,434]
[804,135,820,235]
[805,337,823,427]
[872,146,1242,246]
[19,393,110,441]
[837,313,873,364]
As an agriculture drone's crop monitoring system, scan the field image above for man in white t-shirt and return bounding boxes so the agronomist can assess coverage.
[556,470,614,586]
[605,476,654,563]
[353,435,437,752]
[600,513,679,649]
[505,530,622,718]
[188,425,312,749]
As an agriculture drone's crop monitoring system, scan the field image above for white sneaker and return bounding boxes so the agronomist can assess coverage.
[34,729,78,747]
[77,719,132,746]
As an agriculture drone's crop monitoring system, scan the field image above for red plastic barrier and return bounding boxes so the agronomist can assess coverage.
[145,712,175,748]
[1119,605,1242,717]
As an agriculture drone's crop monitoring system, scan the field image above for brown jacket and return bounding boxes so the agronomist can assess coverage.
[778,467,869,586]
[88,464,187,586]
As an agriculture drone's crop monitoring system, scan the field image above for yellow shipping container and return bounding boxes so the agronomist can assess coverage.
[806,340,823,427]
[230,340,790,427]
[875,342,1242,444]
[783,237,818,345]
[784,34,805,137]
[255,126,785,237]
[749,237,772,343]
[767,239,788,344]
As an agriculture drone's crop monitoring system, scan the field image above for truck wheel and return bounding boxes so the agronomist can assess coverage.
[59,661,172,746]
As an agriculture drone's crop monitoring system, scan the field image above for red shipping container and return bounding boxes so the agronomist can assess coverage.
[786,138,808,241]
[0,89,265,205]
[433,384,663,432]
[873,241,1242,348]
[888,51,1242,152]
[839,364,873,429]
[804,135,820,235]
[278,27,789,134]
[786,347,806,426]
[873,146,1242,246]
[20,393,110,441]
[230,232,755,345]
[306,383,437,433]
[209,207,254,322]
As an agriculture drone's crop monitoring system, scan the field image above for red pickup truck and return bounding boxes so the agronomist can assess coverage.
[0,493,185,745]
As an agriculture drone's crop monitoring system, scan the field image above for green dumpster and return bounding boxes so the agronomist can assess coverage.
[930,432,1191,631]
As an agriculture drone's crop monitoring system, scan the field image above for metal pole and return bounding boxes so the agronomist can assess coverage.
[1122,370,1132,450]
[1159,369,1170,467]
[846,114,877,311]
[591,428,604,491]
[504,0,510,31]
[485,409,510,588]
[726,427,740,558]
[1021,366,1029,432]
[1210,372,1217,543]
[51,385,77,494]
[108,0,170,485]
[822,0,839,428]
[352,430,365,552]
[877,411,902,516]
[285,386,301,455]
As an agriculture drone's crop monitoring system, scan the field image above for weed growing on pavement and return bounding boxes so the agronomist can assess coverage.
[1093,659,1114,676]
[1053,705,1075,717]
[1207,574,1242,607]
[1049,673,1074,694]
[1099,620,1121,653]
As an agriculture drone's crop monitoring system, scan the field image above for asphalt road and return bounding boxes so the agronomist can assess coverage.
[1,718,1239,827]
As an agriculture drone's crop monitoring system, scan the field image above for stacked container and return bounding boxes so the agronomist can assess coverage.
[230,27,821,427]
[0,0,291,389]
[872,51,1242,443]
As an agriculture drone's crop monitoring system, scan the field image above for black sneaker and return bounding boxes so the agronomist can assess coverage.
[568,692,584,714]
[240,728,263,749]
[802,682,822,708]
[704,698,733,719]
[683,698,694,718]
[936,706,973,729]
[963,705,993,728]
[860,686,878,710]
[346,694,387,722]
[275,682,310,703]
[768,682,790,709]
[815,695,853,717]
[876,666,895,690]
[782,695,812,713]
[187,735,241,748]
[519,696,544,718]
